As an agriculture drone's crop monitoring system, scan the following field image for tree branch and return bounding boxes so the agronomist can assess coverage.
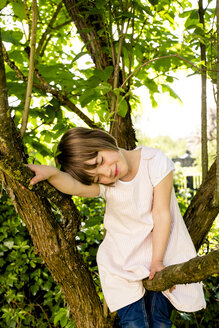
[20,0,38,138]
[0,148,81,242]
[36,2,63,56]
[120,54,218,89]
[23,0,31,41]
[0,30,16,152]
[143,250,219,291]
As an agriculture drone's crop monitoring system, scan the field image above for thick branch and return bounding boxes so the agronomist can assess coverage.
[0,30,18,153]
[21,0,38,138]
[143,250,219,291]
[184,160,219,250]
[64,0,111,69]
[0,149,81,242]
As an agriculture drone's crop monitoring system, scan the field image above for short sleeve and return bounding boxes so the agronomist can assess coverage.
[148,150,175,187]
[99,184,106,199]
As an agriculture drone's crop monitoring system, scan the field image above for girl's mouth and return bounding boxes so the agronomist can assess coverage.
[115,164,119,177]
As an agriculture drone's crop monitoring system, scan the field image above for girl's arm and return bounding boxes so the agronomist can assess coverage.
[27,164,100,198]
[149,171,173,280]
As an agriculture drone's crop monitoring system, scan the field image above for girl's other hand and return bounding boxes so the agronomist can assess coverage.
[149,261,176,293]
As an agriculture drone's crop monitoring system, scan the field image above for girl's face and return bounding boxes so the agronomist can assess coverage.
[86,149,129,185]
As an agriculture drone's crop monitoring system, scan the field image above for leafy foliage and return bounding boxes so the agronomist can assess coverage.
[0,190,75,327]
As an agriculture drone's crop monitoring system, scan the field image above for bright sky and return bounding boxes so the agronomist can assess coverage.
[134,71,216,140]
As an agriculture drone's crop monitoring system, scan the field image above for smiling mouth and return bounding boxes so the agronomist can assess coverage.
[115,164,119,177]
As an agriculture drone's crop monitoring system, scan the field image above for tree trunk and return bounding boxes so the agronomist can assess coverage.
[183,161,219,251]
[63,0,110,69]
[216,0,219,206]
[3,176,106,328]
[63,0,137,150]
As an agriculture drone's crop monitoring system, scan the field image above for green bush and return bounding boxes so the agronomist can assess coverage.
[0,190,74,328]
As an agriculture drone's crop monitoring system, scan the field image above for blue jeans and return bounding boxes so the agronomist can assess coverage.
[117,291,174,328]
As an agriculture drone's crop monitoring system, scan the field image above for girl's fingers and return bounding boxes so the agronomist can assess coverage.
[149,272,155,280]
[30,176,41,185]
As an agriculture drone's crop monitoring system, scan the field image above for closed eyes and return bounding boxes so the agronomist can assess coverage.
[94,155,103,183]
[98,156,104,166]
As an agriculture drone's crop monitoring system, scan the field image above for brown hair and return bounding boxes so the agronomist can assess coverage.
[55,127,119,185]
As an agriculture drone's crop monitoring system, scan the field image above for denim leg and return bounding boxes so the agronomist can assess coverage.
[145,291,173,328]
[117,296,150,328]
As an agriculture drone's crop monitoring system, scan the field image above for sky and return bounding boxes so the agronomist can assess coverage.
[134,71,216,140]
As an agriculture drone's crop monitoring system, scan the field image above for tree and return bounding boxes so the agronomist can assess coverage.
[0,1,218,327]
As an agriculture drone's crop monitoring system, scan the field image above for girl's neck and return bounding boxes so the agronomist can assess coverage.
[120,147,142,181]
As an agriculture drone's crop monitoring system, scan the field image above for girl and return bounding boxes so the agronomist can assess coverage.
[27,127,206,328]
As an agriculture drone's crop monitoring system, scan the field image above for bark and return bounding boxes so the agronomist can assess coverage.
[183,161,219,251]
[216,0,219,206]
[63,0,110,70]
[63,0,137,149]
[143,250,219,291]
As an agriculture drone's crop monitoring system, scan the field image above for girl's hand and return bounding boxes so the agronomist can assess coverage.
[26,164,58,185]
[149,260,176,293]
[149,261,165,280]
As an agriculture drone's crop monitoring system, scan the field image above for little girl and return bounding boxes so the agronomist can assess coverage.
[28,127,206,328]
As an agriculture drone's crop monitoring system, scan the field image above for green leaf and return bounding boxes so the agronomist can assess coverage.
[71,51,89,63]
[95,82,112,95]
[54,308,68,326]
[161,84,182,102]
[117,96,128,118]
[4,241,14,249]
[93,66,114,82]
[61,315,68,327]
[148,0,159,5]
[9,50,24,64]
[0,0,7,10]
[79,89,98,107]
[12,2,26,20]
[30,284,39,296]
[85,217,102,228]
[144,78,158,93]
[1,30,23,46]
[112,88,126,96]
